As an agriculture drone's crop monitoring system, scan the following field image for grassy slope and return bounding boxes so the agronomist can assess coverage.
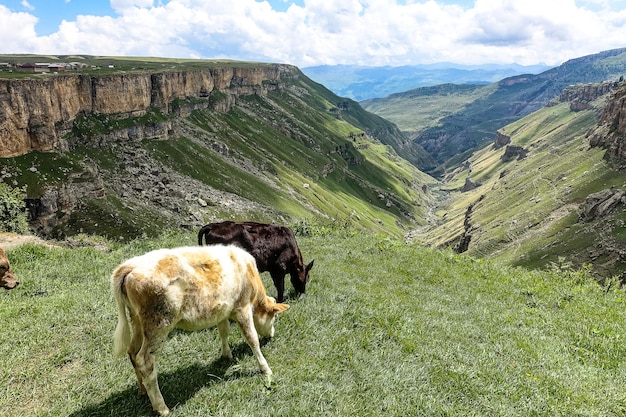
[362,48,626,172]
[0,55,276,79]
[0,61,436,239]
[178,76,435,233]
[361,83,495,136]
[2,231,626,416]
[419,97,626,278]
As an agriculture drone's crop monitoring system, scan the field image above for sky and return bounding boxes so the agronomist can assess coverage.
[1,0,626,68]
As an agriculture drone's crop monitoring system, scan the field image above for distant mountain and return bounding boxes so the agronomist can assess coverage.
[412,80,626,279]
[302,63,552,100]
[362,47,626,176]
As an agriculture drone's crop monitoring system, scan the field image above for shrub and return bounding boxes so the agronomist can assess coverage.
[0,183,29,233]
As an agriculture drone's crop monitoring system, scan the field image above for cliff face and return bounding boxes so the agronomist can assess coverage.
[0,64,292,157]
[588,82,626,163]
[557,80,618,112]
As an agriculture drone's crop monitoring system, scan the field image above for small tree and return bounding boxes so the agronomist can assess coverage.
[0,182,29,234]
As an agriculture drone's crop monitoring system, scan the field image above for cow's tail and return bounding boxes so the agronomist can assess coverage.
[197,224,209,246]
[111,264,133,358]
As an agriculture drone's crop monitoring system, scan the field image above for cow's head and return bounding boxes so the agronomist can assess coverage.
[253,297,290,338]
[290,260,314,295]
[0,248,18,290]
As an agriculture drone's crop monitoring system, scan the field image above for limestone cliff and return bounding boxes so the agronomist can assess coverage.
[555,80,618,112]
[588,81,626,163]
[0,64,292,157]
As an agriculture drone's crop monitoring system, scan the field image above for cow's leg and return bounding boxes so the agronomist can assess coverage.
[217,319,232,359]
[270,271,285,303]
[235,308,272,376]
[127,310,147,394]
[134,331,170,416]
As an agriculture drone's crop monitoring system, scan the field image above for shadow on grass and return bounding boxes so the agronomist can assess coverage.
[68,340,269,417]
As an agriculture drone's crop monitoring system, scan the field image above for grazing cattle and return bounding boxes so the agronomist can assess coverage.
[0,247,18,290]
[197,221,314,302]
[111,244,289,416]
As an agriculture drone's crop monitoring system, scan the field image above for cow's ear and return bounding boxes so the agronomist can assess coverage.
[306,260,314,272]
[272,303,290,314]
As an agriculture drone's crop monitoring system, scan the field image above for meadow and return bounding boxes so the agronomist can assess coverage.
[1,229,626,416]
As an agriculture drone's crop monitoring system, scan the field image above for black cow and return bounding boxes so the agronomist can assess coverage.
[198,221,314,302]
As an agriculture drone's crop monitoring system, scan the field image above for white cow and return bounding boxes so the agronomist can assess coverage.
[111,244,289,416]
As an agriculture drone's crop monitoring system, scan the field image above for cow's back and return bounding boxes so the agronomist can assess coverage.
[117,245,258,331]
[199,222,250,249]
[199,222,283,268]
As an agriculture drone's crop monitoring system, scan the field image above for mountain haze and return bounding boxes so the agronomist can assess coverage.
[303,63,552,101]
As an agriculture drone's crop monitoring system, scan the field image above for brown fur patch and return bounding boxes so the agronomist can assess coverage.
[194,256,223,288]
[155,255,181,280]
[0,246,18,289]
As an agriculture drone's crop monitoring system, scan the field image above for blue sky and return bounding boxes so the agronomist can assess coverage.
[1,0,626,67]
[5,0,117,35]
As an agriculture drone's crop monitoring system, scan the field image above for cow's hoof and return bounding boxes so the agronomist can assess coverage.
[156,407,170,416]
[264,374,273,389]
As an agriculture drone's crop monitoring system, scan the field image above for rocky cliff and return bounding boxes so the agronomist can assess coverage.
[0,64,291,157]
[0,58,431,240]
[588,81,626,163]
[557,80,618,112]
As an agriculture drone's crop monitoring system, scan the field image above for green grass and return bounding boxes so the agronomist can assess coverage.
[419,99,626,277]
[2,231,626,416]
[0,55,278,79]
[361,83,495,136]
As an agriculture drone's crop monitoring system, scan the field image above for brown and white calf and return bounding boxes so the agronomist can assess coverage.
[111,244,289,416]
[0,247,18,290]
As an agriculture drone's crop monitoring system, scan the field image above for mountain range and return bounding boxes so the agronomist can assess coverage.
[1,50,626,279]
[362,47,626,176]
[302,62,552,101]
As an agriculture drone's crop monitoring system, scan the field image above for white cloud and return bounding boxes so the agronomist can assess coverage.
[110,0,155,12]
[1,0,625,67]
[20,0,34,11]
[0,5,39,51]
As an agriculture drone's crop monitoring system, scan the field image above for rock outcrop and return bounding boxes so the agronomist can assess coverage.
[558,80,618,112]
[456,195,484,253]
[461,177,479,192]
[581,188,626,221]
[0,64,294,157]
[493,131,511,149]
[501,145,529,161]
[587,81,626,164]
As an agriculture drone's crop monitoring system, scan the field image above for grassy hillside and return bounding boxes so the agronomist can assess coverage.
[416,88,626,279]
[362,47,626,174]
[2,230,626,416]
[0,57,436,240]
[0,54,275,78]
[361,83,495,136]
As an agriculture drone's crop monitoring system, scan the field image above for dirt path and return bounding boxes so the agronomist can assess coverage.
[0,232,50,249]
